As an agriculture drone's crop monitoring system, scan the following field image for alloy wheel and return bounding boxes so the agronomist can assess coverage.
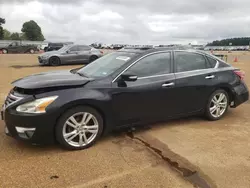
[2,49,7,54]
[209,93,228,118]
[62,112,99,147]
[50,57,60,66]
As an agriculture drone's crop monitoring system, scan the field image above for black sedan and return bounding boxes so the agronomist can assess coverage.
[1,47,249,150]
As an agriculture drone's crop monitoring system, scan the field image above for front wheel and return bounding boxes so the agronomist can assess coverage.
[56,106,103,150]
[49,57,61,66]
[205,89,229,121]
[29,49,35,54]
[2,49,8,54]
[89,56,98,63]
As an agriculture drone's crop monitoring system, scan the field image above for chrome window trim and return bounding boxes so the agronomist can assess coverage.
[112,50,171,83]
[174,68,214,75]
[112,50,225,83]
[175,66,234,77]
[214,60,219,69]
[138,73,174,80]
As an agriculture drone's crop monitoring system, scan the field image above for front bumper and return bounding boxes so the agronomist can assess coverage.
[38,57,49,65]
[3,109,57,145]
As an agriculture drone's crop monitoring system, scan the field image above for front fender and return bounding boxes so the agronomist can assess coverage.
[38,88,115,134]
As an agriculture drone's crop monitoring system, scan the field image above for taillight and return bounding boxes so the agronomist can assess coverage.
[234,70,245,80]
[100,50,103,54]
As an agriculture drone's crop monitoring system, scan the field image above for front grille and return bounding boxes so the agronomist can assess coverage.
[4,93,23,107]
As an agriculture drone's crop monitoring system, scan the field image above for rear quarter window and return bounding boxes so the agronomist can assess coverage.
[206,55,230,68]
[206,56,217,67]
[219,62,230,68]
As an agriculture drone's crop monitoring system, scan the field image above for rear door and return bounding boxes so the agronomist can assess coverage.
[77,45,92,63]
[112,52,177,126]
[173,51,216,115]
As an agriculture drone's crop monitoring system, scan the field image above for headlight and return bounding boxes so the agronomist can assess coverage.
[16,96,58,114]
[41,55,49,59]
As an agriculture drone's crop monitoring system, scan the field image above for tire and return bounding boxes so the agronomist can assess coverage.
[29,49,35,54]
[89,55,98,63]
[49,56,61,66]
[2,49,8,54]
[205,89,229,121]
[55,106,104,150]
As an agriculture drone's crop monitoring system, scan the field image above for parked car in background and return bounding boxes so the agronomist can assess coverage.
[44,42,73,52]
[37,43,49,51]
[38,44,103,66]
[1,47,248,150]
[0,41,38,54]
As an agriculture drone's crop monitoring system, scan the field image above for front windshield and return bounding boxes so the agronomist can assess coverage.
[77,52,137,78]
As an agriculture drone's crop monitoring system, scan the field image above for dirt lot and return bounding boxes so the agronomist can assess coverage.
[0,52,250,188]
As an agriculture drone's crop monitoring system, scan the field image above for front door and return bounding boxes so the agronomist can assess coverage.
[62,45,79,64]
[111,52,177,126]
[7,42,19,53]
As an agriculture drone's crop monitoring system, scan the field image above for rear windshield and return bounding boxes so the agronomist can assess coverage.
[77,52,138,78]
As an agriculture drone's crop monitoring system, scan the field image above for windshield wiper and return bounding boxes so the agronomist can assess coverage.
[76,72,88,78]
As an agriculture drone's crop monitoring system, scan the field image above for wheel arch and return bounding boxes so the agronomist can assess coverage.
[218,86,234,102]
[54,101,111,139]
[49,56,61,64]
[211,83,235,103]
[1,48,8,53]
[89,55,98,61]
[25,48,34,53]
[205,84,234,111]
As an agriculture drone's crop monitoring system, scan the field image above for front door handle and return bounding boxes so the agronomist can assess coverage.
[162,82,175,87]
[205,75,215,79]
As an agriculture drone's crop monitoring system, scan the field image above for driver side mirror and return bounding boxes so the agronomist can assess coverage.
[120,74,138,82]
[9,44,12,47]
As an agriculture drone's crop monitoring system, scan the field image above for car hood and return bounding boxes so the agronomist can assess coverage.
[12,70,92,89]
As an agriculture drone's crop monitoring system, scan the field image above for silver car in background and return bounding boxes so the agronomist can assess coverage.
[38,44,103,66]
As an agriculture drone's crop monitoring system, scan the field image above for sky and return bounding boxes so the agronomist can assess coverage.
[0,0,250,45]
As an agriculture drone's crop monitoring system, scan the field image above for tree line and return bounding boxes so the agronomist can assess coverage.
[0,17,45,41]
[207,37,250,46]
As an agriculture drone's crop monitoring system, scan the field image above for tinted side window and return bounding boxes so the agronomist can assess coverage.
[175,52,208,72]
[207,56,217,67]
[79,45,91,51]
[69,45,79,51]
[125,53,171,77]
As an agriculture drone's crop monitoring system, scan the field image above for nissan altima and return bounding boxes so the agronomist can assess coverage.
[1,47,248,150]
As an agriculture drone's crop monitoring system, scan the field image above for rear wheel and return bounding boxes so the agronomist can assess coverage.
[56,106,103,150]
[2,49,8,54]
[205,89,229,121]
[49,56,61,66]
[29,49,35,54]
[89,55,98,63]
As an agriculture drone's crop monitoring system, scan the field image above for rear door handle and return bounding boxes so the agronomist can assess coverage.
[162,82,175,87]
[205,75,215,79]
